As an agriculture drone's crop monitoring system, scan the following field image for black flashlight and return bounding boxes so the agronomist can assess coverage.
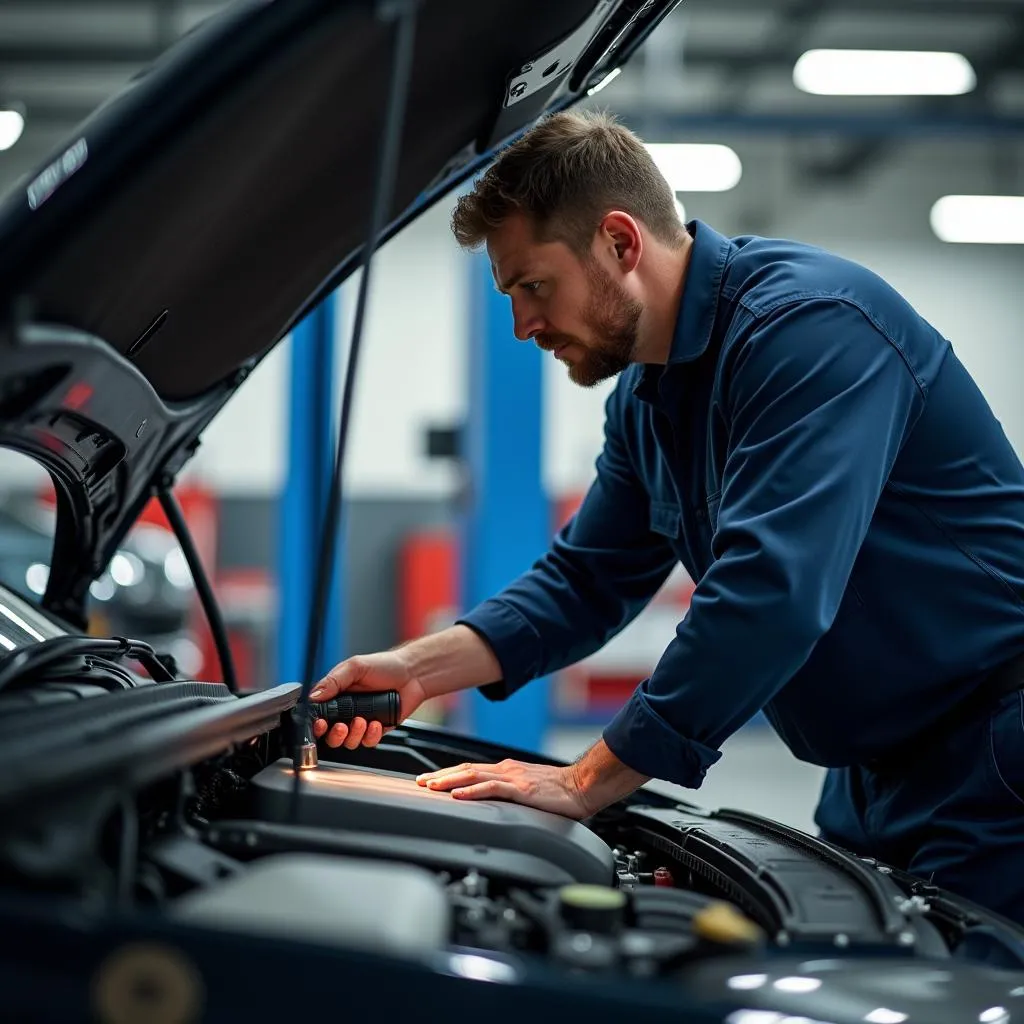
[308,690,401,729]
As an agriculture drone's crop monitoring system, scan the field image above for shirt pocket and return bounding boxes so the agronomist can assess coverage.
[649,500,682,538]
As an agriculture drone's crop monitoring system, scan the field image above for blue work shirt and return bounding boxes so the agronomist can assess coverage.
[458,220,1024,789]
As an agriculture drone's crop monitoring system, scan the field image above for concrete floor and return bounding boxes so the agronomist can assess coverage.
[545,722,828,835]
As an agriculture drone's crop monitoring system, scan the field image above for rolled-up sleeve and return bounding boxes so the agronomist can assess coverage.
[603,299,926,786]
[458,377,678,700]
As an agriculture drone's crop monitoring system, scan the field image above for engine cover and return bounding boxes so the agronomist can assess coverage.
[250,759,615,886]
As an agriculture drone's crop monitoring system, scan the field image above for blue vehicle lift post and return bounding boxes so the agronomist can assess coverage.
[277,290,346,684]
[460,254,550,752]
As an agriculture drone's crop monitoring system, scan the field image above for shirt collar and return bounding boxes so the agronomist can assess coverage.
[632,219,733,404]
[668,219,733,365]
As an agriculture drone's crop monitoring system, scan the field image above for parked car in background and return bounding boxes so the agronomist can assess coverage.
[0,493,200,671]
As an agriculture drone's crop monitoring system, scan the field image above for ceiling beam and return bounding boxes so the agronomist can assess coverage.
[709,0,824,111]
[617,109,1024,137]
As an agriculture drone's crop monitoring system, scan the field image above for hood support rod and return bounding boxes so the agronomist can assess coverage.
[289,0,421,819]
[158,487,238,694]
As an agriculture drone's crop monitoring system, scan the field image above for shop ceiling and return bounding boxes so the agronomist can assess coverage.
[0,0,1021,190]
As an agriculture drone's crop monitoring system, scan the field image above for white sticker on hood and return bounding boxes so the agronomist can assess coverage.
[27,138,89,211]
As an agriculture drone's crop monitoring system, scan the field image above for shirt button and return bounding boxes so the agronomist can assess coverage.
[695,508,706,522]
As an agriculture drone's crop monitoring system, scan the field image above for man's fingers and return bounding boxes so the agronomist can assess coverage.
[412,761,530,803]
[325,722,350,748]
[416,762,493,786]
[308,679,334,701]
[309,657,363,701]
[344,717,368,750]
[421,770,480,791]
[451,780,517,801]
[418,766,505,792]
[416,764,480,787]
[318,716,384,749]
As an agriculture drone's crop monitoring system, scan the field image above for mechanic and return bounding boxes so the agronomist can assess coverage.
[311,110,1024,924]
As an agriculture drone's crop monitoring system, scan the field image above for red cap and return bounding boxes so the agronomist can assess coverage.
[654,867,674,887]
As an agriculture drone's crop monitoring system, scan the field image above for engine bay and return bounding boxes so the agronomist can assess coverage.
[184,754,763,975]
[1,679,1023,994]
[142,717,774,980]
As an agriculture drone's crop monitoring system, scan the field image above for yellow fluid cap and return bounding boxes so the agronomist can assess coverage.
[692,901,763,946]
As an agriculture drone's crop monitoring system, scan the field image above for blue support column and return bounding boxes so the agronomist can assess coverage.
[461,254,550,752]
[277,290,345,684]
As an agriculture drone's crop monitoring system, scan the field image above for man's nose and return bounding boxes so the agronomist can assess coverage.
[511,301,544,342]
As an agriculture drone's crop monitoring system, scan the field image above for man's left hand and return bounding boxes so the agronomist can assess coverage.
[415,759,593,819]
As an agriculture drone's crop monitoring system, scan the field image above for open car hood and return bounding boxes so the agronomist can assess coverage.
[0,0,679,625]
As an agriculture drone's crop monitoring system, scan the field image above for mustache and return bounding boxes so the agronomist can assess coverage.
[535,334,577,351]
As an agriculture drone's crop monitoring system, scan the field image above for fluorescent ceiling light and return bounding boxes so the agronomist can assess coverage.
[793,49,975,96]
[645,143,742,192]
[930,195,1024,244]
[0,109,24,151]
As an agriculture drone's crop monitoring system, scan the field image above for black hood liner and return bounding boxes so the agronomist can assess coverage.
[0,0,602,401]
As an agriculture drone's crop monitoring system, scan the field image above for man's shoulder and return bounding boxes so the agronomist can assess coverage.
[723,234,901,323]
[718,235,949,399]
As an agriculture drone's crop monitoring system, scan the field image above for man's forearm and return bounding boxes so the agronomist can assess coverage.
[397,624,504,699]
[568,738,650,816]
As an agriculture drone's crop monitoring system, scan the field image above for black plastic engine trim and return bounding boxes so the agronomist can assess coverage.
[713,808,907,936]
[0,683,299,813]
[205,819,579,888]
[626,805,916,948]
[0,680,234,743]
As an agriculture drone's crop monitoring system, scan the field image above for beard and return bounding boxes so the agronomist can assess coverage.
[538,258,643,388]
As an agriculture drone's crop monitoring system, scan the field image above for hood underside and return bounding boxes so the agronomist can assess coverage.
[0,0,679,620]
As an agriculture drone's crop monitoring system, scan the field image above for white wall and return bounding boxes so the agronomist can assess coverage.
[185,343,289,493]
[339,200,471,498]
[184,198,470,499]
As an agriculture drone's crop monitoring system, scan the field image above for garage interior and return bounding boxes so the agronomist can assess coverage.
[0,0,1022,836]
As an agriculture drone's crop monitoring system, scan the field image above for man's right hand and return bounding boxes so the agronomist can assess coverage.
[309,649,426,749]
[308,625,505,751]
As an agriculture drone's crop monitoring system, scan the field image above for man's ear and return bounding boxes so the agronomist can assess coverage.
[598,211,642,274]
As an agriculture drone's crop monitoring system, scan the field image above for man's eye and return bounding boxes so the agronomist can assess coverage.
[522,281,542,293]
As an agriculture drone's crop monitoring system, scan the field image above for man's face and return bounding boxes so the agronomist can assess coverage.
[487,212,643,387]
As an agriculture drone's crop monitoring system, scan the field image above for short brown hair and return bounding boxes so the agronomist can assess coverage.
[451,110,686,254]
